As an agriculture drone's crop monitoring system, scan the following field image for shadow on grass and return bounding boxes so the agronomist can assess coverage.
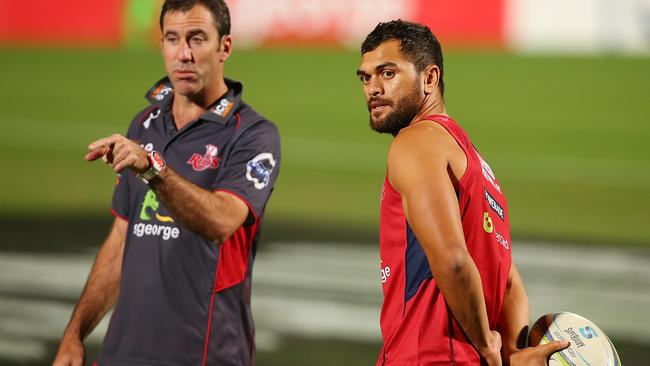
[0,214,379,253]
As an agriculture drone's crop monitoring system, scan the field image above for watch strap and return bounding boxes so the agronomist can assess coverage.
[139,151,166,184]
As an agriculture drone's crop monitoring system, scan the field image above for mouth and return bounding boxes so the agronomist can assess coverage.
[174,69,197,80]
[369,98,390,108]
[368,99,391,115]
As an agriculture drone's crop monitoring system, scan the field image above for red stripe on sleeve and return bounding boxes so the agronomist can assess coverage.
[110,209,128,222]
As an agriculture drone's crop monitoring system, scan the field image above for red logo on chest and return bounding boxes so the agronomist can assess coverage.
[187,144,221,171]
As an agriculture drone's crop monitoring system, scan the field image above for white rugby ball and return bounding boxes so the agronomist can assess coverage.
[528,312,621,366]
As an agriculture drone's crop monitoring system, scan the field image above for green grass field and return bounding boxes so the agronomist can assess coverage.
[0,48,648,245]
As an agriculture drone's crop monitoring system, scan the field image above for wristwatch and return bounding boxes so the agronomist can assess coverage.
[139,151,166,184]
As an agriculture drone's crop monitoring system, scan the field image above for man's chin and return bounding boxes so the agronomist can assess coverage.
[369,117,389,134]
[172,79,200,95]
[369,112,413,135]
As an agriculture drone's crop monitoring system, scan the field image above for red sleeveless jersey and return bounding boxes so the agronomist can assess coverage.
[377,115,512,366]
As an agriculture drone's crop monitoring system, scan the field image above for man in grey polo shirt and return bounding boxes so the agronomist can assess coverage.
[53,1,280,365]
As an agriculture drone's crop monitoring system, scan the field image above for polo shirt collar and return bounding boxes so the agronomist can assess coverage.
[144,76,243,124]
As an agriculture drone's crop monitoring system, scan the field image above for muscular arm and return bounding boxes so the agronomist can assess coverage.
[148,167,248,242]
[53,217,127,366]
[85,134,249,243]
[497,262,530,365]
[388,123,501,365]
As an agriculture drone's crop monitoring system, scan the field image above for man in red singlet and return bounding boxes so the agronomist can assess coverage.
[357,20,530,366]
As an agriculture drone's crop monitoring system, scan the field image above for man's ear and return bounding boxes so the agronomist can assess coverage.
[423,65,440,95]
[219,35,233,63]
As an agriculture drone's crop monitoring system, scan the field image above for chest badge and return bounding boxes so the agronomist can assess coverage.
[483,212,494,234]
[187,144,221,171]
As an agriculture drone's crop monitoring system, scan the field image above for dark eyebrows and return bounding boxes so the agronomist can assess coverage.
[375,62,398,71]
[356,62,399,76]
[187,29,209,38]
[163,29,209,38]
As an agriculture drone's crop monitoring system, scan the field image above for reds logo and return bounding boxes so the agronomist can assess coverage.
[187,144,220,171]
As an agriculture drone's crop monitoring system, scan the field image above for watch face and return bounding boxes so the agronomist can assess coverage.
[151,151,166,169]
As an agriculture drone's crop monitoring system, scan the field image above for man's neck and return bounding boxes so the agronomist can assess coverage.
[172,79,229,129]
[412,93,446,124]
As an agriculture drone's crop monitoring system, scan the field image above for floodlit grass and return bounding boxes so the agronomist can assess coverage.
[0,48,648,245]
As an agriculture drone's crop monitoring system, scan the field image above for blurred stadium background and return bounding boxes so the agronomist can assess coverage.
[1,0,649,365]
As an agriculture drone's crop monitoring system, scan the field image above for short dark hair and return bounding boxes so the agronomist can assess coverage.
[159,0,231,37]
[361,20,445,96]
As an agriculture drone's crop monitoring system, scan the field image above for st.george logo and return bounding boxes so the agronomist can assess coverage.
[187,144,221,171]
[380,260,391,284]
[135,190,179,241]
[246,153,276,190]
[140,190,174,223]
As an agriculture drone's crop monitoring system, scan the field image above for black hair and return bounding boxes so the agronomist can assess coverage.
[361,20,444,96]
[159,0,231,37]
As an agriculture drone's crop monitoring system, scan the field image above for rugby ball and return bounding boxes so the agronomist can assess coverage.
[528,312,621,365]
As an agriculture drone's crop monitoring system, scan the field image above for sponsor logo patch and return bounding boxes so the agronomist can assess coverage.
[135,190,179,240]
[140,190,174,223]
[133,222,179,241]
[246,152,276,190]
[187,144,221,171]
[483,212,494,234]
[143,109,160,129]
[151,84,172,102]
[213,98,234,117]
[380,260,391,284]
[495,231,509,249]
[484,189,505,220]
[476,151,501,193]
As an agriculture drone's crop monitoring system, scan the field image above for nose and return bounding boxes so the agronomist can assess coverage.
[177,40,193,62]
[367,76,383,97]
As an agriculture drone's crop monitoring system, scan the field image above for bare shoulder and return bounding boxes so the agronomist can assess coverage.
[388,120,457,167]
[387,120,460,191]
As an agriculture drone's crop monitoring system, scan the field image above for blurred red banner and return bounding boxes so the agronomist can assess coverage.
[0,0,125,46]
[414,0,505,47]
[0,0,504,48]
[227,0,504,48]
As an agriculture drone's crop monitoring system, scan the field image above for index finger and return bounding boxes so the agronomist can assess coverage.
[88,134,122,151]
[540,340,570,355]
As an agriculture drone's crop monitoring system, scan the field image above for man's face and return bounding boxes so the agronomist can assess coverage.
[160,4,227,97]
[357,40,423,135]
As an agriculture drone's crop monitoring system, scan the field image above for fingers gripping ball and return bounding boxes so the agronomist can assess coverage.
[528,312,622,366]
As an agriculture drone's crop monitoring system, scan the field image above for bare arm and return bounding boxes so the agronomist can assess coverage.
[148,167,249,242]
[52,217,127,366]
[85,134,248,242]
[497,262,530,365]
[388,123,501,366]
